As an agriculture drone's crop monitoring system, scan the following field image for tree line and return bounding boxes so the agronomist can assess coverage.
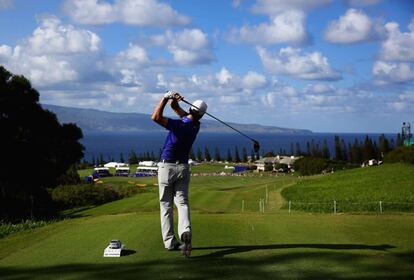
[303,134,394,163]
[87,134,398,166]
[85,146,258,165]
[90,150,158,165]
[262,134,397,164]
[190,146,254,163]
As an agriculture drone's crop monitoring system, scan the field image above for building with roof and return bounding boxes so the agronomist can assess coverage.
[255,155,301,172]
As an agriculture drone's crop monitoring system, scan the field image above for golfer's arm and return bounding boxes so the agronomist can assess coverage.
[171,99,187,118]
[151,98,169,127]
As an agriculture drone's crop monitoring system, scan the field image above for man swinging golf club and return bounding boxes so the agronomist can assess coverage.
[151,90,207,258]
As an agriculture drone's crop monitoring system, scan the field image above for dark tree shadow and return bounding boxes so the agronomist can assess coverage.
[192,243,396,258]
[1,246,413,280]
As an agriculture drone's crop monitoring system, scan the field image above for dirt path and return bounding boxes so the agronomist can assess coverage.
[266,178,298,211]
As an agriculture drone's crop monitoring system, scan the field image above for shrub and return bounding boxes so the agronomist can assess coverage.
[294,157,355,176]
[0,219,55,239]
[384,146,414,164]
[51,184,119,209]
[51,183,144,210]
[274,163,289,172]
[326,160,359,171]
[295,157,328,176]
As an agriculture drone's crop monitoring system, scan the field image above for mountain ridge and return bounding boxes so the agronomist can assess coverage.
[42,104,312,134]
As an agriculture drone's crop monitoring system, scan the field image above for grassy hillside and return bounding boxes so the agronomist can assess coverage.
[78,163,414,215]
[282,163,414,212]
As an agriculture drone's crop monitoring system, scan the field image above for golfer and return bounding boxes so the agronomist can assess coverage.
[151,91,207,257]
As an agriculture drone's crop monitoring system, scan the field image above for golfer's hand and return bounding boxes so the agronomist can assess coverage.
[164,90,175,100]
[172,92,183,102]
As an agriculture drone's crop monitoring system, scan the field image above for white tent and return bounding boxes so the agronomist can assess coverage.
[104,162,129,168]
[188,159,198,166]
[138,161,157,167]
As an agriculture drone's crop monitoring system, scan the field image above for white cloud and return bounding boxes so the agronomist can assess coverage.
[262,85,297,107]
[373,18,414,85]
[16,52,79,85]
[304,94,335,107]
[138,68,263,111]
[304,83,335,94]
[151,67,264,101]
[397,91,414,103]
[373,61,414,85]
[27,16,100,55]
[118,69,143,86]
[186,68,243,93]
[233,10,308,45]
[62,0,115,24]
[0,16,101,86]
[324,9,384,44]
[0,0,12,10]
[209,68,267,93]
[257,47,342,81]
[114,44,149,66]
[35,62,405,126]
[156,73,168,88]
[40,84,163,113]
[0,44,12,58]
[379,19,414,62]
[262,83,377,114]
[242,71,267,89]
[116,0,190,26]
[105,44,155,86]
[0,46,80,86]
[63,0,190,27]
[151,29,214,65]
[219,95,241,104]
[251,0,331,16]
[389,91,414,112]
[216,67,233,85]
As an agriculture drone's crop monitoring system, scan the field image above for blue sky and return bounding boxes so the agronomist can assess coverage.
[1,0,413,133]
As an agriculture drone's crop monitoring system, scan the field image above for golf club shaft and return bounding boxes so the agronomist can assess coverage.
[180,99,258,144]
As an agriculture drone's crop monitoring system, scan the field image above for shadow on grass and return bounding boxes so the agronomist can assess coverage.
[121,249,136,256]
[1,247,413,280]
[192,243,396,258]
[60,206,95,218]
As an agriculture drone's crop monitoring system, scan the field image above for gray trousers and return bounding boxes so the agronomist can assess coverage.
[157,162,191,249]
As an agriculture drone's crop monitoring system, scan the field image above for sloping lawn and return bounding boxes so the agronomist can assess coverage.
[282,163,414,212]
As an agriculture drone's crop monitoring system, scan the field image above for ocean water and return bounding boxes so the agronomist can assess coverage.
[80,131,396,162]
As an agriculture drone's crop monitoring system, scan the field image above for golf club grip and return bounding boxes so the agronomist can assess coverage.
[180,98,258,145]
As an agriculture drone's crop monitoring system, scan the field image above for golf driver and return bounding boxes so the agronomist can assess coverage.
[179,97,260,154]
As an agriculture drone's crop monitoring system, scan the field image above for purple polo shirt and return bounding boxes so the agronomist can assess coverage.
[160,116,200,162]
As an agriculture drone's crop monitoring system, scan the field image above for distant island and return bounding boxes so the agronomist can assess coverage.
[43,104,312,134]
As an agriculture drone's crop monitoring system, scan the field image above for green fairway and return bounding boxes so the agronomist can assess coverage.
[282,163,414,212]
[2,163,414,279]
[0,213,413,279]
[190,162,235,174]
[69,176,295,216]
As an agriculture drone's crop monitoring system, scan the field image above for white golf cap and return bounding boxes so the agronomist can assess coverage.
[191,100,207,116]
